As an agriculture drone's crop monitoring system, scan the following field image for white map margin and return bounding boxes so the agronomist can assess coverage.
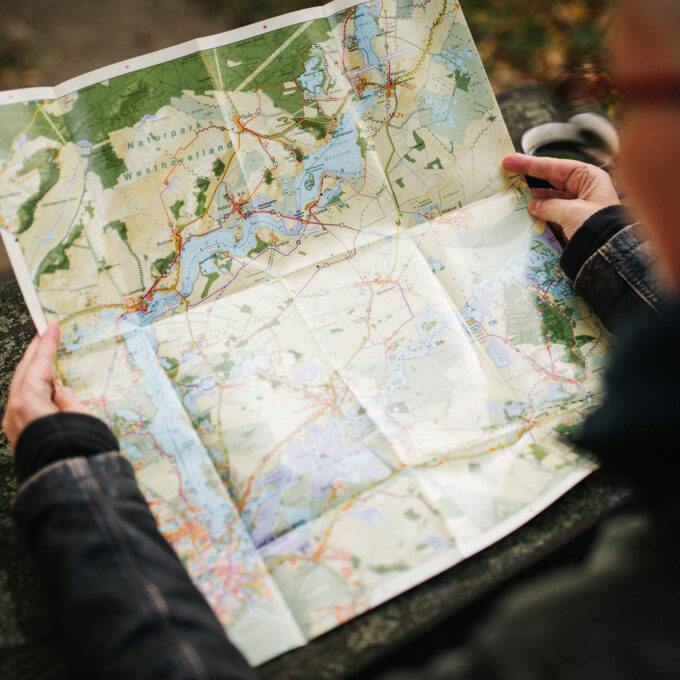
[367,467,592,608]
[1,230,47,334]
[0,0,368,106]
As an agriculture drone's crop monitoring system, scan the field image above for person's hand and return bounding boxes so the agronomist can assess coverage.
[2,322,89,452]
[502,154,621,241]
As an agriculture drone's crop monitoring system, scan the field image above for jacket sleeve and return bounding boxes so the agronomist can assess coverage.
[12,413,256,680]
[559,205,665,331]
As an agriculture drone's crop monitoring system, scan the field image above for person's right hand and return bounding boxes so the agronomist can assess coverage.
[502,154,621,241]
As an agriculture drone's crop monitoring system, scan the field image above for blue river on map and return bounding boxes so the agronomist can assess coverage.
[118,315,230,529]
[136,209,292,324]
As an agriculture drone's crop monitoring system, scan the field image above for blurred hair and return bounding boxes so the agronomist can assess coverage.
[623,0,680,71]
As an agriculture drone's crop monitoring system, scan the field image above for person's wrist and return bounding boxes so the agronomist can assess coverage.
[14,412,119,483]
[560,205,631,280]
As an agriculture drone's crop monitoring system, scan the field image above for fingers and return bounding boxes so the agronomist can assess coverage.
[528,198,601,240]
[502,153,533,174]
[503,154,574,189]
[528,197,575,223]
[53,386,89,415]
[504,153,621,243]
[502,153,598,194]
[530,188,570,200]
[2,323,81,453]
[12,325,60,391]
[11,323,60,408]
[27,323,60,388]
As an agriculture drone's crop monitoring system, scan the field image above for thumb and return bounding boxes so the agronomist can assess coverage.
[528,198,598,240]
[54,386,90,415]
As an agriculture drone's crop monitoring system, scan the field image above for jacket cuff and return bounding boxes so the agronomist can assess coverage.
[14,412,119,484]
[560,205,632,281]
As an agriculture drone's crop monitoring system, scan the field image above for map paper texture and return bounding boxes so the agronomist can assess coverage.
[0,0,610,664]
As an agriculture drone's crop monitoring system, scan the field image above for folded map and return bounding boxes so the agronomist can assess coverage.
[0,0,609,665]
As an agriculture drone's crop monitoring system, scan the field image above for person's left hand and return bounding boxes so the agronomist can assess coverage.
[502,153,621,242]
[2,322,89,452]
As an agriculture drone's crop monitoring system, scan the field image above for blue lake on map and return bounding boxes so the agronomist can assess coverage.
[294,91,374,210]
[298,56,325,96]
[354,1,383,77]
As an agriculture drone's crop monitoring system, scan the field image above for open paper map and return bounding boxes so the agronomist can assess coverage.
[0,0,610,664]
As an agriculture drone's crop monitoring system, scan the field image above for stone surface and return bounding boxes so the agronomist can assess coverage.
[0,284,68,679]
[497,83,565,152]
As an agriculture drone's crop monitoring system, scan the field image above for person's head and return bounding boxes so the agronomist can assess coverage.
[611,0,680,292]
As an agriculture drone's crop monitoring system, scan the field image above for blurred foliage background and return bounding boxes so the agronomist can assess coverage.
[466,0,613,89]
[0,0,614,102]
[205,0,615,99]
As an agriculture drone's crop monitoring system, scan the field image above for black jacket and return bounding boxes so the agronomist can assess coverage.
[12,206,680,679]
[13,415,255,680]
